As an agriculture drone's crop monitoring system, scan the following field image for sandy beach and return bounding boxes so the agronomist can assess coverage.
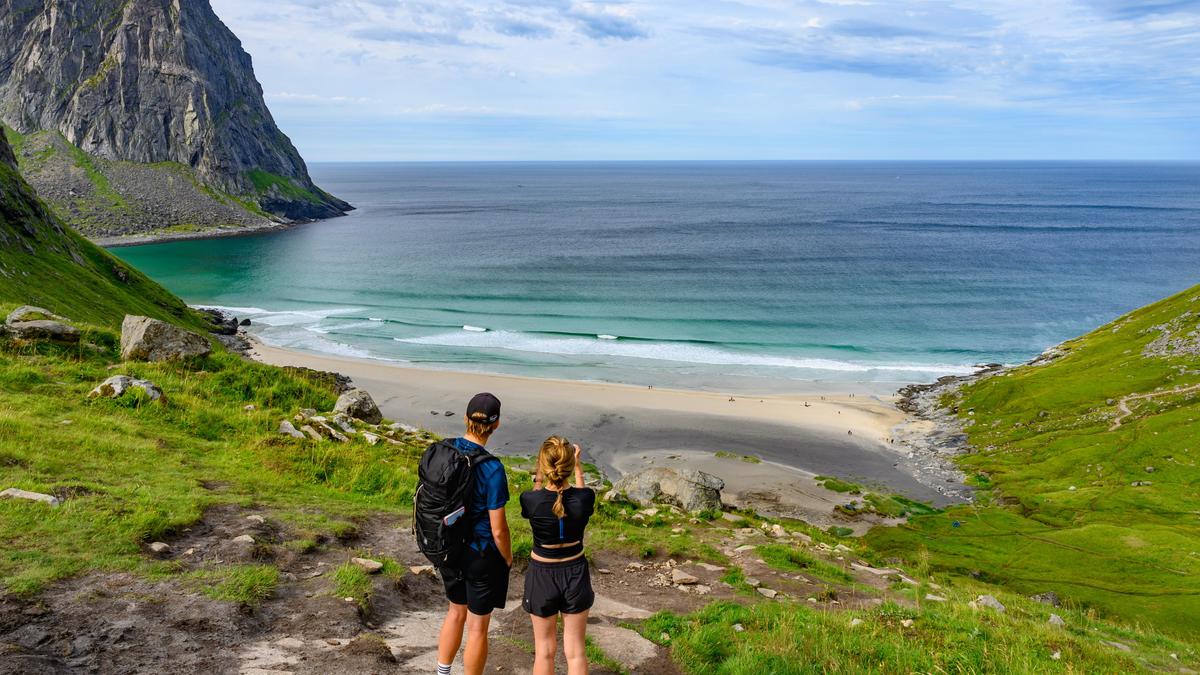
[248,337,956,515]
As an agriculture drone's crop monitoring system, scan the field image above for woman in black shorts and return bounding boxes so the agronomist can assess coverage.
[520,435,595,675]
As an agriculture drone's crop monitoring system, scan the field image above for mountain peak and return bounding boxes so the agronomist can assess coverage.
[0,0,350,230]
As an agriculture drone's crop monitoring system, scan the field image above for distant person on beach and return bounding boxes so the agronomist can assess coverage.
[429,394,512,675]
[521,437,596,675]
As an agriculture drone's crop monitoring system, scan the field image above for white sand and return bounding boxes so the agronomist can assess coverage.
[246,337,945,506]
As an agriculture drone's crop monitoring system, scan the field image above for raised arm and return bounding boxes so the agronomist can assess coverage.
[573,444,585,488]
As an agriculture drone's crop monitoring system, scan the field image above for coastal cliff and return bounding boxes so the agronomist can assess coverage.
[0,0,350,238]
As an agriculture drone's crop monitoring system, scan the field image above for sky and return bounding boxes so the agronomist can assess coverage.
[208,0,1200,161]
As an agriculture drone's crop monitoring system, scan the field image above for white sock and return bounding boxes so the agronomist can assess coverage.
[437,663,452,675]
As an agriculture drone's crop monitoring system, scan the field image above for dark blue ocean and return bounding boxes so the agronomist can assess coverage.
[113,161,1200,392]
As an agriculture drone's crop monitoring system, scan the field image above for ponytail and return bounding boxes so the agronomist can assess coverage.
[537,435,575,518]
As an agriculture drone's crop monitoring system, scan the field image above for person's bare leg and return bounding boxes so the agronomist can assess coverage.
[530,614,559,675]
[437,602,468,667]
[562,610,589,675]
[463,611,493,675]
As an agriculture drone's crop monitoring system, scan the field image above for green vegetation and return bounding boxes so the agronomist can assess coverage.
[81,56,118,91]
[0,136,207,330]
[188,564,279,606]
[715,451,761,464]
[333,562,373,609]
[638,592,1190,674]
[869,284,1200,637]
[246,169,320,204]
[814,475,862,494]
[757,544,853,584]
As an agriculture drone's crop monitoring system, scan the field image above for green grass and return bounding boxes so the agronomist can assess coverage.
[188,564,279,606]
[716,451,761,464]
[757,544,853,584]
[246,169,321,204]
[814,476,862,494]
[639,593,1193,674]
[869,284,1200,638]
[60,135,126,210]
[0,135,209,330]
[333,562,373,609]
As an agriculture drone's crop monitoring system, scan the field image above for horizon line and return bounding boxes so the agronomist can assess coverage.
[306,158,1200,164]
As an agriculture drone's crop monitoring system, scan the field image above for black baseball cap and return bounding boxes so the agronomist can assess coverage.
[467,392,501,424]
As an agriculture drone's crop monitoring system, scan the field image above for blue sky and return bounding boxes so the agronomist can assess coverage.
[209,0,1200,161]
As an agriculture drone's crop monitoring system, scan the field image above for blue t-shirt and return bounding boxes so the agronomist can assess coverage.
[450,437,509,551]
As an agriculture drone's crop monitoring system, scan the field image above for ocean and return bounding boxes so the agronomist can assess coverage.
[112,161,1200,393]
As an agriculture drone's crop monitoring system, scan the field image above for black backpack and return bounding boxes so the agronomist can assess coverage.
[413,440,498,567]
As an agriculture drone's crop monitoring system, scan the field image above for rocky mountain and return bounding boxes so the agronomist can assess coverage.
[0,0,350,237]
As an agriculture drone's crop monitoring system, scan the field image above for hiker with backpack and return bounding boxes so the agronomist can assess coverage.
[520,436,596,675]
[414,393,511,675]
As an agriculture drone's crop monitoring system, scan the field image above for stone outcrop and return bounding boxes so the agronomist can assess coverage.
[0,487,60,507]
[334,389,383,425]
[88,375,164,402]
[121,315,211,361]
[4,305,79,343]
[612,467,725,513]
[0,0,351,234]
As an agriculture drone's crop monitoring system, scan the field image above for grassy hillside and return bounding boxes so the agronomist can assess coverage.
[869,284,1200,638]
[1,325,1194,672]
[0,132,207,330]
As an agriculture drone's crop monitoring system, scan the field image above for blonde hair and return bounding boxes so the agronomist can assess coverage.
[538,435,575,518]
[466,413,498,441]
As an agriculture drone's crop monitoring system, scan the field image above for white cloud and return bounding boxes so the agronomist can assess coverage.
[210,0,1200,160]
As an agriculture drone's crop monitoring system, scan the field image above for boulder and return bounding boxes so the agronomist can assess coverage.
[334,389,382,424]
[353,557,384,574]
[670,569,698,585]
[332,413,357,434]
[88,375,164,402]
[4,306,79,344]
[1031,591,1061,607]
[0,488,60,507]
[7,306,65,324]
[586,624,659,672]
[121,315,211,362]
[975,594,1006,613]
[1048,613,1065,627]
[278,421,306,439]
[611,467,725,513]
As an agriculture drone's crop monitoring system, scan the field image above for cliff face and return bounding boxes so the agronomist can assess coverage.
[0,0,350,224]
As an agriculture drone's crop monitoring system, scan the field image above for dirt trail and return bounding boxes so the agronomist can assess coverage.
[1108,383,1200,431]
[0,504,905,674]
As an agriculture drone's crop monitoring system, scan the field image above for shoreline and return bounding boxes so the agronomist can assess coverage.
[94,218,319,249]
[245,334,967,509]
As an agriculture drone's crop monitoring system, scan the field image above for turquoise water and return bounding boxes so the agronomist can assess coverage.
[112,161,1200,393]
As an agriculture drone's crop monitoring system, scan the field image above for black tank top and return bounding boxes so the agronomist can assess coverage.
[519,487,596,559]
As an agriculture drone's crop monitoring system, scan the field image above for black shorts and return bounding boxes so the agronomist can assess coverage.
[440,545,511,616]
[523,556,594,618]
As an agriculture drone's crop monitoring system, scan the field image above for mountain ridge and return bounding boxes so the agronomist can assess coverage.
[0,0,350,235]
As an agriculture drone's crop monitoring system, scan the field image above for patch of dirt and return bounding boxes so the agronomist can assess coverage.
[0,572,259,674]
[0,503,908,674]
